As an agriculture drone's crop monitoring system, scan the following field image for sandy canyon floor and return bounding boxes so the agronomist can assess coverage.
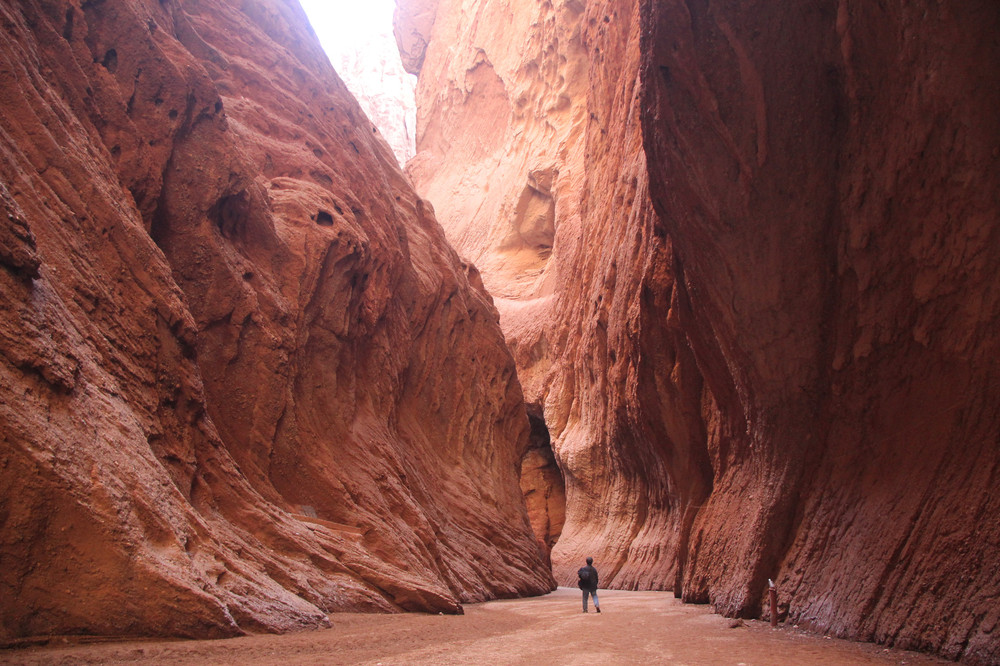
[3,588,948,665]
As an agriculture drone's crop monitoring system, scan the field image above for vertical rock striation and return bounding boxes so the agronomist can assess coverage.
[0,0,551,641]
[396,0,589,571]
[402,0,1000,660]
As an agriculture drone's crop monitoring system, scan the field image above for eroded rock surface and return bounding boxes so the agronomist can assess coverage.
[518,404,564,566]
[0,0,552,641]
[400,0,1000,661]
[397,0,709,589]
[641,2,1000,662]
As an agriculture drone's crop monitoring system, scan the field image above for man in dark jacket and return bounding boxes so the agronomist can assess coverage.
[578,557,600,612]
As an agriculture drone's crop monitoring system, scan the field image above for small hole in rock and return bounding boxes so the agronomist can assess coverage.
[315,210,334,226]
[310,170,333,187]
[101,49,118,73]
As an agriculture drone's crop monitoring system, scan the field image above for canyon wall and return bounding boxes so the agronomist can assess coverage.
[641,1,1000,662]
[0,0,552,641]
[400,0,1000,661]
[396,0,712,588]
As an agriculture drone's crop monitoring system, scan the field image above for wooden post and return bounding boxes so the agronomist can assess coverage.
[768,579,778,628]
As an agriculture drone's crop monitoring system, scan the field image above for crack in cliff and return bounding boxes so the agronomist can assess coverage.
[519,403,565,567]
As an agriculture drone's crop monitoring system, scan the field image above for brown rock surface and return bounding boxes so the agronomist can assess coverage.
[518,404,565,566]
[642,2,1000,662]
[0,0,552,641]
[401,0,1000,661]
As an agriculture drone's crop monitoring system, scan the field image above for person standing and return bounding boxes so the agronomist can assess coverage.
[578,557,600,613]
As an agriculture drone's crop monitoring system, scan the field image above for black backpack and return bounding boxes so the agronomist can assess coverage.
[578,567,591,589]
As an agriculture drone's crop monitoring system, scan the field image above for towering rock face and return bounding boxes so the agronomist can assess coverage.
[396,0,710,589]
[0,0,552,641]
[396,0,588,303]
[641,1,1000,662]
[401,0,1000,661]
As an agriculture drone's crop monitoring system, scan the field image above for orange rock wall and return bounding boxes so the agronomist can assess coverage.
[0,0,552,640]
[397,0,710,588]
[395,0,592,571]
[401,0,1000,661]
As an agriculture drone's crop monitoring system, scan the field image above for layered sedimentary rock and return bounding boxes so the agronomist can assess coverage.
[518,404,565,565]
[395,0,583,570]
[400,0,1000,661]
[0,0,552,641]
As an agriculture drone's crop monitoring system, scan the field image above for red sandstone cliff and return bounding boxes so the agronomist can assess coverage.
[400,0,1000,661]
[0,0,552,641]
[641,2,1000,662]
[396,0,709,588]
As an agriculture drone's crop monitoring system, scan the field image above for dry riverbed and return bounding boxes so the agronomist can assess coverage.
[2,588,948,665]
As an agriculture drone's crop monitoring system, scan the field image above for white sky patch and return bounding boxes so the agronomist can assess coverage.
[299,0,394,55]
[299,0,416,165]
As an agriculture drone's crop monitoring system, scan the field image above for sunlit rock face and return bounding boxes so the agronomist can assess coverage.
[0,0,552,640]
[396,0,587,304]
[396,0,711,586]
[331,32,416,166]
[401,0,1000,660]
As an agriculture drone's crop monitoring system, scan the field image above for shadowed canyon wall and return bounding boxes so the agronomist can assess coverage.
[0,0,553,640]
[642,2,1000,662]
[399,0,1000,662]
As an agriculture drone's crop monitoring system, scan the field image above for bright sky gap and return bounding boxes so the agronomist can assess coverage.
[299,0,416,165]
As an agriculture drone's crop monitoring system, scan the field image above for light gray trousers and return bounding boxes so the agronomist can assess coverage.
[582,589,599,611]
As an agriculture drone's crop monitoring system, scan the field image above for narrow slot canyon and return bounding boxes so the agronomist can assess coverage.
[1,0,998,664]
